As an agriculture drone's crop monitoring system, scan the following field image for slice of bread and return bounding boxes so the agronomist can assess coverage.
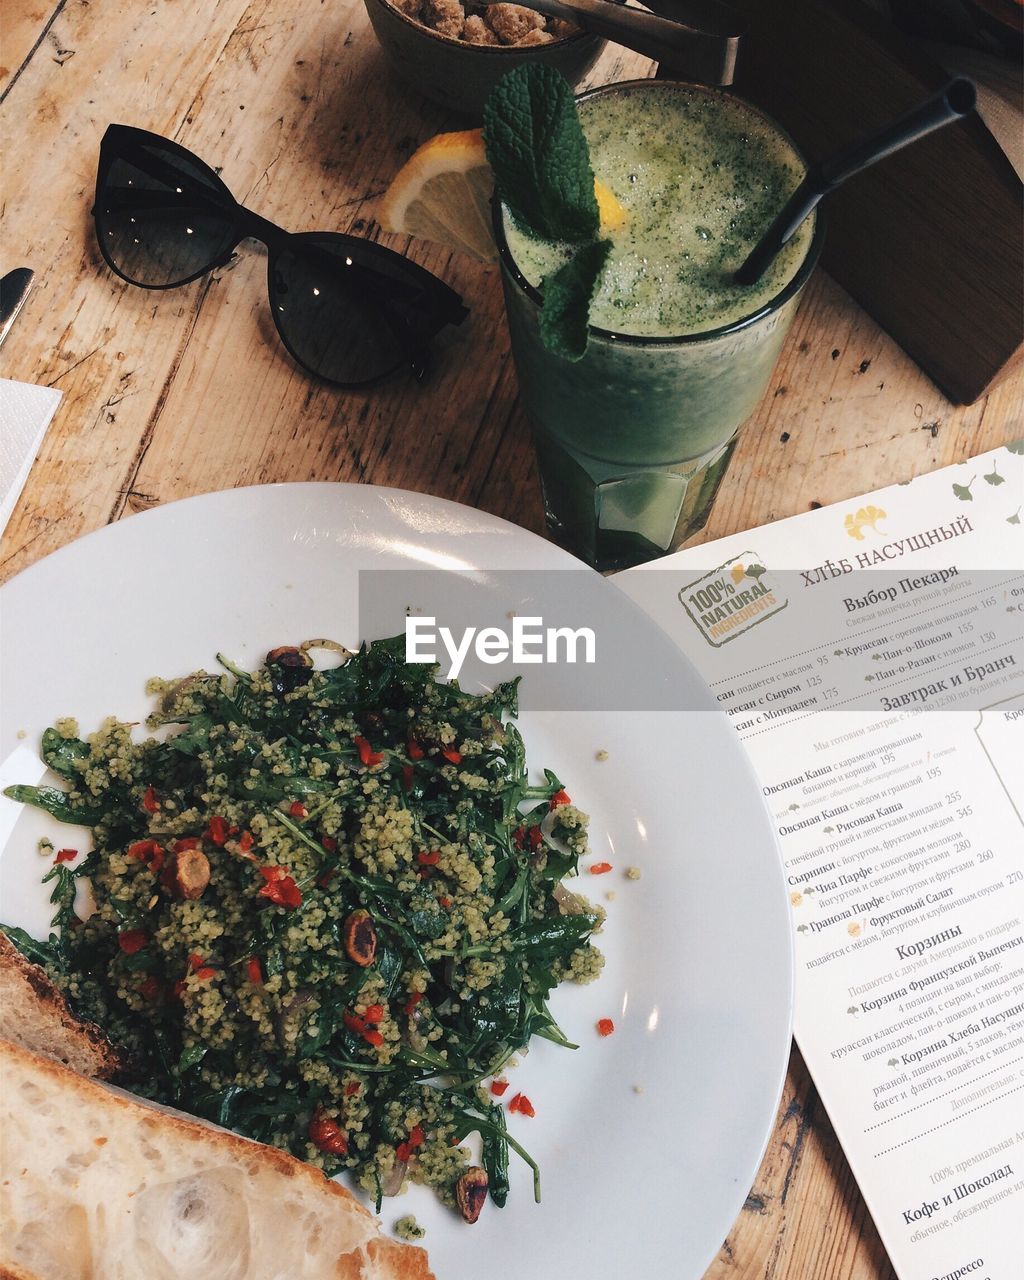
[0,1038,435,1280]
[0,932,125,1079]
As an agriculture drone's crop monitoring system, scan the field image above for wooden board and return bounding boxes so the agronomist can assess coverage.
[734,0,1024,405]
[1,2,1023,1277]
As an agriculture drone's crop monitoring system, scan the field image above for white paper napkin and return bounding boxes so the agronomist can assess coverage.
[0,378,62,535]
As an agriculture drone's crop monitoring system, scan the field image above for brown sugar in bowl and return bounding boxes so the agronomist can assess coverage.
[362,0,607,118]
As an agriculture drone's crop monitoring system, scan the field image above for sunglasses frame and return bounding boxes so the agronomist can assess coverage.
[92,123,468,387]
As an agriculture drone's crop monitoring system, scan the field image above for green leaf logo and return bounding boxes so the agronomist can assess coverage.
[1006,440,1024,455]
[984,463,1005,486]
[952,478,975,501]
[1009,509,1021,526]
[746,564,767,579]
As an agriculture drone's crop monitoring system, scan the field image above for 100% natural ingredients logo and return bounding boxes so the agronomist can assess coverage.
[678,552,788,647]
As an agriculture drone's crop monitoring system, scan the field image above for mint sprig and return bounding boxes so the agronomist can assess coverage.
[484,65,612,360]
[483,64,599,244]
[539,240,612,361]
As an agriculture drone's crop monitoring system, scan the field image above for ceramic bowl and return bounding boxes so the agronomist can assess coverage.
[362,0,607,118]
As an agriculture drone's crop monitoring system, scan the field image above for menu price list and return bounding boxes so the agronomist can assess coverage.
[617,445,1024,1278]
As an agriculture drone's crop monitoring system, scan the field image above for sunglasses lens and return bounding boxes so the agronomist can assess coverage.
[270,235,450,385]
[95,141,236,287]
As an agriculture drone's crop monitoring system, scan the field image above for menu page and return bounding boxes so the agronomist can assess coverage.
[616,445,1024,1280]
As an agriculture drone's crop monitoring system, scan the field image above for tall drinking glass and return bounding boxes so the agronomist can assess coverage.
[494,80,824,572]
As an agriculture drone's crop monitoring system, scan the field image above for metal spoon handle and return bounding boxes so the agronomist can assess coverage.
[523,0,743,85]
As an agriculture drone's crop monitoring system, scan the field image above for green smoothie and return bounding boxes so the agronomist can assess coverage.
[497,80,822,570]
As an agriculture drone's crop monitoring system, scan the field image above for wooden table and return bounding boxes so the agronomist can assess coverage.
[2,4,1022,1276]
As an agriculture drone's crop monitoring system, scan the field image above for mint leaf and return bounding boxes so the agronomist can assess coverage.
[483,65,599,244]
[539,240,611,361]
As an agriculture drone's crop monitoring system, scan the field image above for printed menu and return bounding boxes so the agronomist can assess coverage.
[616,445,1024,1280]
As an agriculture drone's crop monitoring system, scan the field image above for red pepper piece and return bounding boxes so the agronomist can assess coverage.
[353,735,384,767]
[363,1004,385,1024]
[440,747,462,765]
[309,1108,349,1156]
[363,1028,384,1048]
[509,1092,535,1117]
[403,992,423,1015]
[142,785,160,814]
[257,866,302,908]
[527,826,544,852]
[344,1081,362,1097]
[408,1125,425,1149]
[401,765,414,792]
[320,835,337,853]
[395,1141,412,1163]
[549,788,571,810]
[139,975,161,1001]
[490,1079,510,1097]
[597,1018,615,1036]
[438,896,452,909]
[416,850,440,866]
[512,826,525,849]
[246,956,263,985]
[343,1010,368,1035]
[128,839,165,874]
[54,848,77,864]
[205,815,229,846]
[171,837,201,853]
[117,929,147,955]
[187,954,216,980]
[289,801,308,818]
[407,739,425,760]
[589,862,613,875]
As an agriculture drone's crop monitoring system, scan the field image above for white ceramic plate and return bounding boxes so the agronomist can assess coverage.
[0,485,793,1279]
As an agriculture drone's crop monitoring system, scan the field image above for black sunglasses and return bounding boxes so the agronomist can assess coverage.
[92,124,468,387]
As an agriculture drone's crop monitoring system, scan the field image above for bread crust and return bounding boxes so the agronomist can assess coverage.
[0,1038,435,1280]
[0,932,125,1079]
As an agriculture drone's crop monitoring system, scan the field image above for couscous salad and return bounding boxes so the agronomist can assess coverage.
[2,636,604,1221]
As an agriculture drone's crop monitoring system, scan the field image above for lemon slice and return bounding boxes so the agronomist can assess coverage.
[594,178,627,233]
[378,129,497,263]
[378,128,628,263]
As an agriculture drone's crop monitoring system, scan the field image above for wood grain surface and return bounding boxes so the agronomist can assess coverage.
[2,2,1022,1276]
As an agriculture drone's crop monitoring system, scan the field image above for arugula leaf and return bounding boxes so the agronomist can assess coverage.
[0,924,59,969]
[41,728,89,780]
[483,64,599,245]
[3,784,104,827]
[539,240,612,362]
[175,1043,209,1074]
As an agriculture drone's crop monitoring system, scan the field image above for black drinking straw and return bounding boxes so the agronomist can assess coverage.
[734,78,977,288]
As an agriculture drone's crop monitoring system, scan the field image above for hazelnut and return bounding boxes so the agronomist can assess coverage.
[173,848,211,900]
[455,1166,488,1224]
[266,646,313,694]
[343,909,377,967]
